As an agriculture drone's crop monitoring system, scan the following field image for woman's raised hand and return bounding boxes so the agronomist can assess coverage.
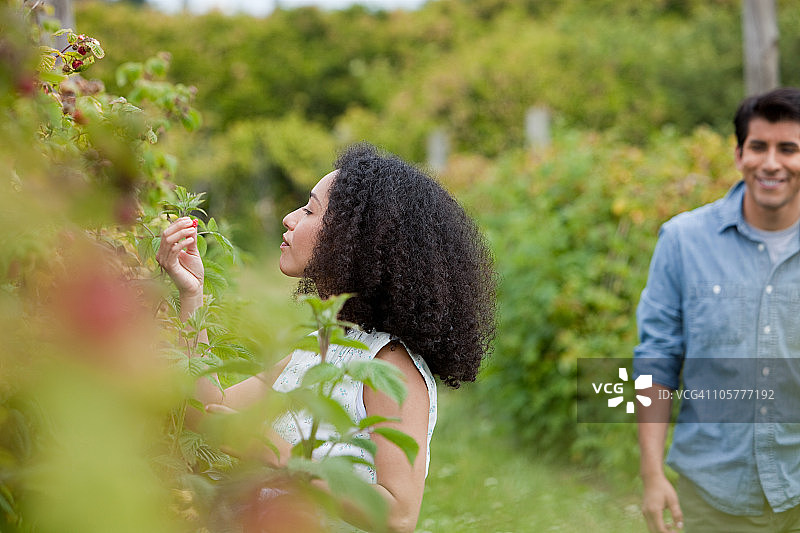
[156,217,204,305]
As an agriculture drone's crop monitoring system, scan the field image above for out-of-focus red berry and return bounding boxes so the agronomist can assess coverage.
[114,196,140,225]
[15,75,36,96]
[72,110,88,125]
[240,481,325,533]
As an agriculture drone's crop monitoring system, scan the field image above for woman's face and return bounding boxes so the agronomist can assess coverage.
[279,170,336,277]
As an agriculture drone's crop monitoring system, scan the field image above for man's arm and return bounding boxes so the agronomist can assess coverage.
[637,383,683,533]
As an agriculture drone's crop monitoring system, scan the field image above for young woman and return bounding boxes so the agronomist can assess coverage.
[157,143,496,532]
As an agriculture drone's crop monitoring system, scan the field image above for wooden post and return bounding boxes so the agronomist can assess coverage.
[742,0,779,96]
[38,0,74,52]
[525,106,551,152]
[427,128,449,173]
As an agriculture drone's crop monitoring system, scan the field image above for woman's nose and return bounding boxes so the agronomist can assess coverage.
[283,208,299,230]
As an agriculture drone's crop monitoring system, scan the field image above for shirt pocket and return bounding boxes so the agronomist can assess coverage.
[686,283,749,349]
[775,289,800,350]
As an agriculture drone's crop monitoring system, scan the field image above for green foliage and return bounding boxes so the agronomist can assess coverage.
[0,5,417,532]
[68,0,800,246]
[199,294,419,530]
[287,294,416,464]
[165,115,337,251]
[464,125,736,477]
[53,0,800,498]
[75,0,800,162]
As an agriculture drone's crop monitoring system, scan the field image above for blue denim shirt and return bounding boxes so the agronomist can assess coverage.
[634,181,800,515]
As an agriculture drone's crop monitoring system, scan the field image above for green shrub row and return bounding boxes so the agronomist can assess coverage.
[458,125,736,479]
[77,0,800,160]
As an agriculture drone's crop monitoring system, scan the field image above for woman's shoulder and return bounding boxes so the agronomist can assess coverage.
[349,330,435,386]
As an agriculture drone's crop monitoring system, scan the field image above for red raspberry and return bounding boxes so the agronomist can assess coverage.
[15,75,36,96]
[77,46,87,55]
[71,59,83,70]
[72,110,88,125]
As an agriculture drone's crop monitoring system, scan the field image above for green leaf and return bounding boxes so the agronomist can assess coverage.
[346,359,408,406]
[197,358,263,378]
[357,415,398,430]
[115,62,143,87]
[207,335,254,360]
[292,335,321,354]
[145,55,167,77]
[298,294,325,314]
[41,18,62,33]
[150,236,161,257]
[0,483,17,518]
[287,389,353,436]
[290,438,325,458]
[53,28,72,36]
[37,53,56,74]
[300,362,344,388]
[182,108,202,131]
[87,40,105,59]
[197,234,207,257]
[372,427,419,465]
[203,268,229,298]
[186,398,206,412]
[38,70,67,85]
[316,457,388,527]
[329,330,370,351]
[186,357,212,377]
[179,429,203,455]
[211,231,236,259]
[348,436,378,457]
[196,444,233,468]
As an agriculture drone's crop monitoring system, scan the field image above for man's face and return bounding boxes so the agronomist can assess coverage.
[737,117,800,230]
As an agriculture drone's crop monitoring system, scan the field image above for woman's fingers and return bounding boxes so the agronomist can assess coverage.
[205,403,238,414]
[157,217,197,267]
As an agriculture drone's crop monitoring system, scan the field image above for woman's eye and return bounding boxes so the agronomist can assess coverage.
[302,208,312,215]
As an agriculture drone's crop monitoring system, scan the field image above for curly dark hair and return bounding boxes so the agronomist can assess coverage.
[300,143,497,388]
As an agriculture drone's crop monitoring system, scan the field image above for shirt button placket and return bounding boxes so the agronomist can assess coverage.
[757,282,773,423]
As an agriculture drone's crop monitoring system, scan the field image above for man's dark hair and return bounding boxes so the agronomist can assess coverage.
[300,143,497,388]
[734,87,800,149]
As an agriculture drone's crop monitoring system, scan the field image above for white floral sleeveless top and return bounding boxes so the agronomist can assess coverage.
[271,329,438,483]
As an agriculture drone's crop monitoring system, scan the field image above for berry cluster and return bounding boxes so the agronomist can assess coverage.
[60,32,104,74]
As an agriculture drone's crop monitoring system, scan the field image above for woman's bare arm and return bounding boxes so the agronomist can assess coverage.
[361,343,430,533]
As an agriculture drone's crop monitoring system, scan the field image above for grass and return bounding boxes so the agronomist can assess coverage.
[232,257,647,532]
[417,388,646,533]
[417,390,647,533]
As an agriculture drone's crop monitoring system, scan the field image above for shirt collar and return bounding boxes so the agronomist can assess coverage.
[716,180,745,234]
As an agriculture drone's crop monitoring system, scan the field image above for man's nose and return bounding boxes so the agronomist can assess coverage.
[763,148,781,171]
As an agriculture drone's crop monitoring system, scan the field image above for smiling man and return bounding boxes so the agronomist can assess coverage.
[634,88,800,533]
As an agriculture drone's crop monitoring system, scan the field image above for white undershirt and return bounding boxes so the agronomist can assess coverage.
[745,218,800,264]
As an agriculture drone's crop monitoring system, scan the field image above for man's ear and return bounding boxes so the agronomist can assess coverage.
[734,145,744,171]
